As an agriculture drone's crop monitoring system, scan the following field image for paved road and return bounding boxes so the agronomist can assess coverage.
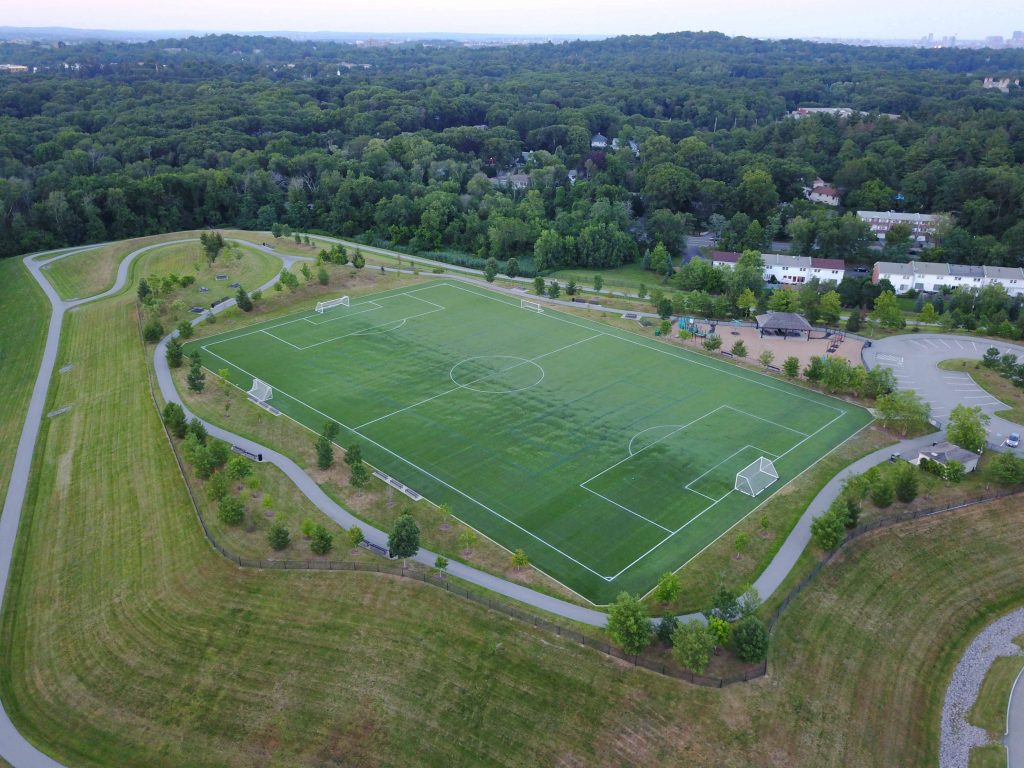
[864,333,1024,444]
[1009,663,1024,768]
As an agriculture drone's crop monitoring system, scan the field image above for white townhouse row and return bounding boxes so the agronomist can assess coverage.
[872,261,1024,297]
[856,210,946,243]
[711,252,845,285]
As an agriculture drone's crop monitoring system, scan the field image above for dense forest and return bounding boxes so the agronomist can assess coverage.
[0,31,1022,267]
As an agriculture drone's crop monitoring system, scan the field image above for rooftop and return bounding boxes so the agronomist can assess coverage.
[857,210,942,223]
[755,312,813,332]
[875,261,915,276]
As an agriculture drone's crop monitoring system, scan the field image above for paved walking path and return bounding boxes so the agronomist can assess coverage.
[1009,661,1024,768]
[939,608,1024,768]
[2,236,1017,768]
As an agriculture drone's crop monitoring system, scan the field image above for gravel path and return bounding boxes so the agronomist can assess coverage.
[940,608,1024,768]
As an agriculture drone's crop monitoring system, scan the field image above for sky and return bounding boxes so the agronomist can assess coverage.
[6,0,1022,41]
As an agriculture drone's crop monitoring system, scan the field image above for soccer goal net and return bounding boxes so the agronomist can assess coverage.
[315,296,350,314]
[520,299,543,313]
[247,378,273,403]
[735,457,778,497]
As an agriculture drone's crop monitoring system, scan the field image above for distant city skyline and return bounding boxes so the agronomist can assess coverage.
[4,0,1024,43]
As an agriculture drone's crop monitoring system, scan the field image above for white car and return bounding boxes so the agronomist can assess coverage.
[1007,433,1021,449]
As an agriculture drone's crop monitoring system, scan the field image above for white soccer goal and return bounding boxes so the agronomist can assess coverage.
[520,299,543,313]
[247,378,273,403]
[734,456,779,497]
[315,296,350,314]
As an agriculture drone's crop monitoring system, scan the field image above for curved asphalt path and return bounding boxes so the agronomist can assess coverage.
[5,236,1022,767]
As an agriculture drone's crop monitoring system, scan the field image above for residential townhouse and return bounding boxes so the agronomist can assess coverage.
[857,210,945,244]
[711,252,845,285]
[872,261,1024,296]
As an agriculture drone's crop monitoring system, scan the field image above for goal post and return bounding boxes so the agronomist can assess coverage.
[315,296,350,314]
[247,378,273,403]
[734,457,778,497]
[520,299,543,313]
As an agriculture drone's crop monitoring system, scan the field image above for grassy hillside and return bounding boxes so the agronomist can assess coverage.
[0,258,48,505]
[3,253,1024,766]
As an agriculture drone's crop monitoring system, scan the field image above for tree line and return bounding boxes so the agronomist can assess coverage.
[1,31,1022,267]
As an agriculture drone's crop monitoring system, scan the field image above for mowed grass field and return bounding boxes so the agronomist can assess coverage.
[185,281,871,601]
[5,255,1024,766]
[0,258,49,505]
[135,240,283,299]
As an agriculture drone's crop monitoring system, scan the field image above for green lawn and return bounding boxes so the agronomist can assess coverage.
[969,744,1008,768]
[6,258,1024,766]
[548,262,657,292]
[939,359,1024,426]
[969,655,1024,734]
[39,233,206,300]
[0,258,48,506]
[135,240,281,298]
[184,280,870,601]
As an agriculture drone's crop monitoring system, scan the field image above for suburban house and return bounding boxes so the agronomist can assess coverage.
[901,441,980,474]
[857,210,945,244]
[711,252,845,285]
[628,139,640,158]
[590,133,608,149]
[490,173,530,190]
[803,178,841,206]
[982,77,1020,93]
[872,261,1024,297]
[788,107,900,120]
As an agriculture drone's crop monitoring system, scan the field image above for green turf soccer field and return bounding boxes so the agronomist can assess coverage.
[187,281,873,603]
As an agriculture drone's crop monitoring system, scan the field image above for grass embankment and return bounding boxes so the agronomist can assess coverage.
[969,655,1024,734]
[5,260,1024,765]
[136,241,281,296]
[939,358,1024,425]
[0,258,48,505]
[969,744,1008,768]
[40,232,207,300]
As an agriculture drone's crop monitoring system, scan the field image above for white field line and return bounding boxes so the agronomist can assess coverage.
[434,281,848,417]
[638,416,878,603]
[200,339,613,581]
[261,329,302,349]
[605,411,845,581]
[199,280,441,347]
[582,489,672,532]
[721,405,810,437]
[683,443,780,495]
[579,406,727,486]
[354,333,602,431]
[292,305,443,351]
[303,300,383,325]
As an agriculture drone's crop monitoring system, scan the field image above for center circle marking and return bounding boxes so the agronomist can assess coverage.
[449,355,545,394]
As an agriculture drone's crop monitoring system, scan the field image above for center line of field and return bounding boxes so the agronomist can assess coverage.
[353,333,602,430]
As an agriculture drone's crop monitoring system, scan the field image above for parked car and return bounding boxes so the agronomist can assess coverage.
[1007,433,1020,448]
